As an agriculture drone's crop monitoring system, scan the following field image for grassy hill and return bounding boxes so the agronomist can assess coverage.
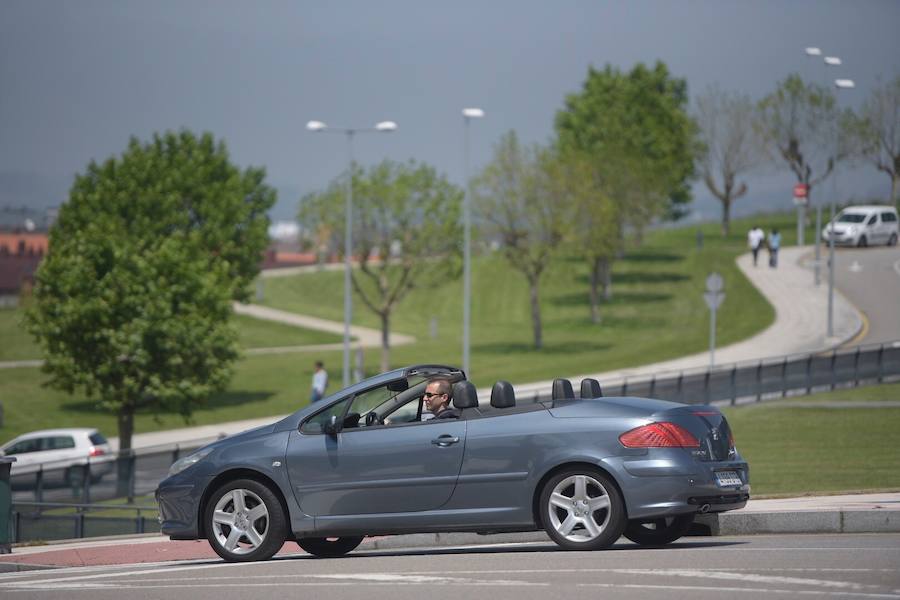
[0,213,810,441]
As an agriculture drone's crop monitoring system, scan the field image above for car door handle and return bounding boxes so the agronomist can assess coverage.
[431,435,460,447]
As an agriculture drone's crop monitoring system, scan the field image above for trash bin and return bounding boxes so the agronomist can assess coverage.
[0,457,16,554]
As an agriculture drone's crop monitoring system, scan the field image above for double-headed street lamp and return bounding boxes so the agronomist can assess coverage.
[461,108,485,378]
[827,78,855,338]
[306,119,398,387]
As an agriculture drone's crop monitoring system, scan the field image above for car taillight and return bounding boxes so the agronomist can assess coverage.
[619,422,700,448]
[89,446,106,457]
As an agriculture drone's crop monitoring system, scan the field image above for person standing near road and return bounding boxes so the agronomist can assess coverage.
[767,228,781,268]
[310,361,328,403]
[748,225,765,267]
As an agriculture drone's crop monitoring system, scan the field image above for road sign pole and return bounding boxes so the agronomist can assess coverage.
[709,304,717,368]
[704,273,725,369]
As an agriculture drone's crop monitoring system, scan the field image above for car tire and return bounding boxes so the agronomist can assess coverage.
[205,478,287,562]
[889,233,898,247]
[623,514,695,546]
[857,235,868,248]
[539,467,626,551]
[297,536,365,558]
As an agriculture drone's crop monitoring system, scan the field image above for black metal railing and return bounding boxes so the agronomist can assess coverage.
[11,501,159,543]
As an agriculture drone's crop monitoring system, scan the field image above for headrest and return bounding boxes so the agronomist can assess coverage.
[452,381,479,409]
[580,378,602,398]
[490,380,516,408]
[552,378,575,400]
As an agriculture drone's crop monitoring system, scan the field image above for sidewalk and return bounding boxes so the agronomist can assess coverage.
[3,492,898,570]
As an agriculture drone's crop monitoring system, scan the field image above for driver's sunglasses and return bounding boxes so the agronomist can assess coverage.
[423,392,445,399]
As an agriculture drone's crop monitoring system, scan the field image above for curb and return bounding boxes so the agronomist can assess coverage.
[695,509,900,536]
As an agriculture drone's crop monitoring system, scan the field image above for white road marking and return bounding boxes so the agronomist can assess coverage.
[850,260,863,272]
[611,568,880,591]
[579,583,900,599]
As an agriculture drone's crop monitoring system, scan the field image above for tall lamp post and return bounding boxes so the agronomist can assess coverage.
[827,78,854,338]
[306,119,398,387]
[461,108,484,378]
[805,47,824,284]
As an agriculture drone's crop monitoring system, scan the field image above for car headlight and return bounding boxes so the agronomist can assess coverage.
[168,447,213,477]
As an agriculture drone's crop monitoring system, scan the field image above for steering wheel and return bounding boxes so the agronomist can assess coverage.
[365,412,382,427]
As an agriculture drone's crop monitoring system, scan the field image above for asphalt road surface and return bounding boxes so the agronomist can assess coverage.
[3,534,899,599]
[832,246,900,346]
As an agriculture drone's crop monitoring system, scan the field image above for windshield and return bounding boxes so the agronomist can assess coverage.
[837,213,866,223]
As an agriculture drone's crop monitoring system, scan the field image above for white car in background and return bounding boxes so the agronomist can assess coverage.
[822,205,899,247]
[0,428,115,483]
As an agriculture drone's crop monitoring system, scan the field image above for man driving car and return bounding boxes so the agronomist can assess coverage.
[423,378,459,419]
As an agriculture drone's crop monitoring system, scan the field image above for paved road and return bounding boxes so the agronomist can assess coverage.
[3,534,899,599]
[832,246,900,346]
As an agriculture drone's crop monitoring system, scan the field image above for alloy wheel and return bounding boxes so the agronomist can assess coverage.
[211,488,270,555]
[547,474,612,543]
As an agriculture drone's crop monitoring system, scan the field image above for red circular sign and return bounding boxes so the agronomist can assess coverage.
[793,183,808,198]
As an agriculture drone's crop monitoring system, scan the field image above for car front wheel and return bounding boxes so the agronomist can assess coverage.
[857,235,868,247]
[623,514,695,546]
[539,468,626,551]
[297,536,365,558]
[205,479,287,562]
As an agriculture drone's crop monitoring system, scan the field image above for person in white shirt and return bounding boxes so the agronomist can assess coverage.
[310,361,328,403]
[747,226,765,267]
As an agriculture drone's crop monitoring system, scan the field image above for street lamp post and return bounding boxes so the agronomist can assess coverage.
[805,47,824,285]
[827,78,855,338]
[306,119,397,387]
[461,108,484,378]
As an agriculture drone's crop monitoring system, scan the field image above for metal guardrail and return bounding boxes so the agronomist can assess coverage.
[11,501,159,542]
[529,341,900,406]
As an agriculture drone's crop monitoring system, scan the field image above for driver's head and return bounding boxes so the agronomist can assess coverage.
[424,378,452,414]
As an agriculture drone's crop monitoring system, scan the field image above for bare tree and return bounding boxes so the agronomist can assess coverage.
[852,75,900,207]
[695,86,764,235]
[757,74,844,213]
[473,132,567,349]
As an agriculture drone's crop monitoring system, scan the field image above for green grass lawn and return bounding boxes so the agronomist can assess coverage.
[258,213,810,386]
[0,310,341,363]
[723,382,900,496]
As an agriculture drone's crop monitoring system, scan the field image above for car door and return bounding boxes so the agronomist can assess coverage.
[285,387,467,518]
[864,213,879,243]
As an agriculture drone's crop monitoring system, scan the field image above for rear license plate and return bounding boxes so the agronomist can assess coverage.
[715,470,742,487]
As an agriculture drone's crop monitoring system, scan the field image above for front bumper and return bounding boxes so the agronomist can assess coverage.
[156,477,206,540]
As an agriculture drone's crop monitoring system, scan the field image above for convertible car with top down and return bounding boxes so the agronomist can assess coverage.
[156,364,750,561]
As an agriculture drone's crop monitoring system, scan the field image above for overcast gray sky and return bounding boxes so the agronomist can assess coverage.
[2,0,899,222]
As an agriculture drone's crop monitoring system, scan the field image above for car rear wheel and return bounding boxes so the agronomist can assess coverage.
[623,514,695,546]
[297,536,364,558]
[205,479,287,562]
[539,468,626,551]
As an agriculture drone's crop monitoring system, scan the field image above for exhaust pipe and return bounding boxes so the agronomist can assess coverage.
[698,503,711,514]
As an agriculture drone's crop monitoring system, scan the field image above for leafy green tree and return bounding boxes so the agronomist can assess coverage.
[757,74,844,213]
[849,75,900,207]
[555,61,697,228]
[26,130,275,453]
[695,86,764,235]
[299,160,462,372]
[473,132,567,349]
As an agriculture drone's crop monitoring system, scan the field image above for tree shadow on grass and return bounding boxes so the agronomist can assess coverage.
[61,390,275,415]
[474,341,611,355]
[621,251,685,263]
[550,291,673,307]
[573,272,690,286]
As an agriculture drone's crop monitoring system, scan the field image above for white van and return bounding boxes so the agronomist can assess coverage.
[822,205,899,247]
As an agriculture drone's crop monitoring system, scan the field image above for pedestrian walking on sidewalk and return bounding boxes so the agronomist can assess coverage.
[310,360,328,403]
[767,228,781,268]
[748,225,765,267]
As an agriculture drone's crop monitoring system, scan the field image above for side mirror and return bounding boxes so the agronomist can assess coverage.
[323,414,343,437]
[387,378,409,392]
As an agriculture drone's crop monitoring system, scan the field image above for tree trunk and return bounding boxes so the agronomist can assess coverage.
[602,257,613,301]
[116,403,135,498]
[721,197,731,236]
[892,174,899,210]
[380,311,391,373]
[528,276,543,350]
[589,256,602,324]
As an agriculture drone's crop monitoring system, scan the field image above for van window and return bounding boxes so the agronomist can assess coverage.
[882,212,898,223]
[867,214,878,225]
[837,213,866,223]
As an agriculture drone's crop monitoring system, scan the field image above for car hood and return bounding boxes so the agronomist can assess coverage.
[193,422,277,454]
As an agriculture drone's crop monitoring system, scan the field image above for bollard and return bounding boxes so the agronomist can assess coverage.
[0,457,16,554]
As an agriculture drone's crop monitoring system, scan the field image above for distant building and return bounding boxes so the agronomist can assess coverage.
[0,231,47,307]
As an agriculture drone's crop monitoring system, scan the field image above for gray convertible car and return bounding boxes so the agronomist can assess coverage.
[156,364,750,562]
